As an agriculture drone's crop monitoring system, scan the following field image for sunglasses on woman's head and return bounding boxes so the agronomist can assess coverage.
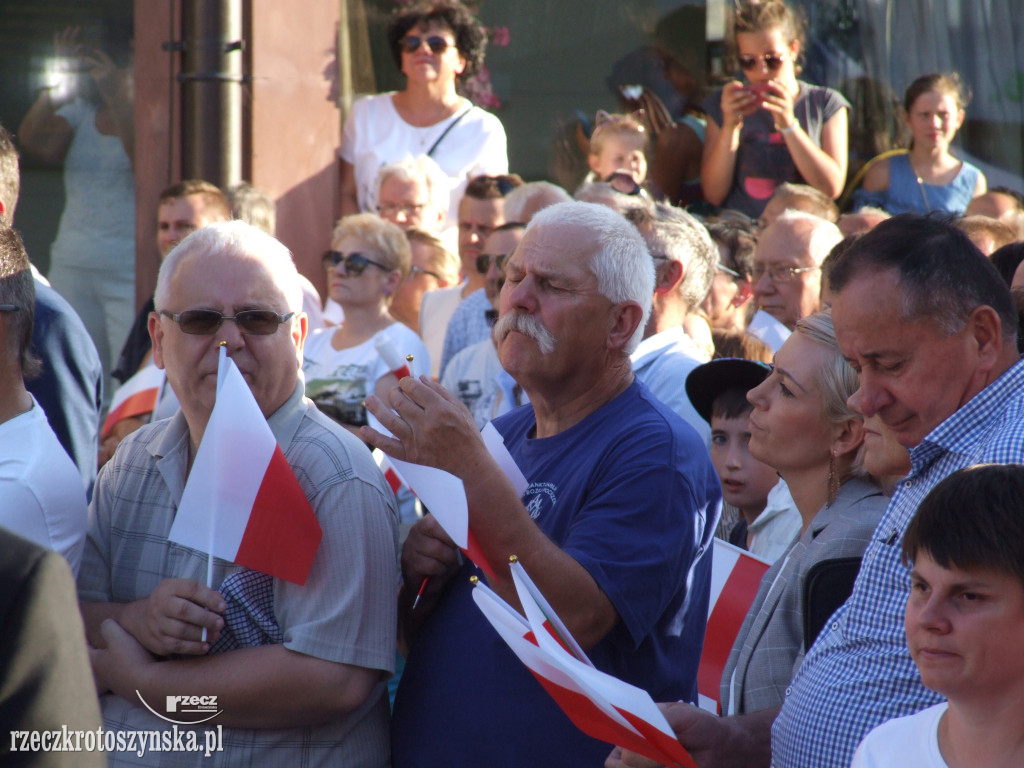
[158,309,294,335]
[738,52,786,71]
[322,251,390,276]
[401,35,451,55]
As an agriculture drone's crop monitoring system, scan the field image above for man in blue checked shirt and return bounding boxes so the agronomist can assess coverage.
[607,214,1024,768]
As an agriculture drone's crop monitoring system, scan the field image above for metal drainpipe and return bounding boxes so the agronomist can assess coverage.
[180,0,244,187]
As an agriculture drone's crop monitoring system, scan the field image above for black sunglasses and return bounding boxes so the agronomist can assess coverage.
[738,52,786,71]
[159,309,294,335]
[401,35,451,55]
[322,250,391,276]
[475,253,509,275]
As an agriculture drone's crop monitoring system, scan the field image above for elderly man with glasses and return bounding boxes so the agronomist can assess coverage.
[78,221,399,767]
[747,209,843,351]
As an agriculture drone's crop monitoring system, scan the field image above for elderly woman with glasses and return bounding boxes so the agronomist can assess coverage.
[303,215,430,432]
[338,1,507,235]
[701,0,849,219]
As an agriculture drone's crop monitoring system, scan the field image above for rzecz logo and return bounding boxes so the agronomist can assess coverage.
[136,691,222,725]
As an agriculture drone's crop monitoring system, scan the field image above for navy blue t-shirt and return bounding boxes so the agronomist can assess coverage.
[392,380,722,767]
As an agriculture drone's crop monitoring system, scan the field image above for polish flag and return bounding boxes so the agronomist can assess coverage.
[472,581,691,767]
[473,562,699,768]
[168,346,322,585]
[372,449,406,495]
[696,540,771,713]
[374,332,412,379]
[102,364,165,438]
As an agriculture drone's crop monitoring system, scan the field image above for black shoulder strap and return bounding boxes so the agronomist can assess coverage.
[427,106,473,157]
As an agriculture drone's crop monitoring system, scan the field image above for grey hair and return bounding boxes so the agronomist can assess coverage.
[527,201,653,353]
[155,220,303,314]
[646,203,719,312]
[226,182,276,235]
[373,154,450,220]
[503,181,573,223]
[794,309,867,477]
[573,181,654,218]
[773,209,844,267]
[769,182,839,223]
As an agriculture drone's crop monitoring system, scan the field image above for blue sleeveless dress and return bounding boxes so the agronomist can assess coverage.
[853,153,979,215]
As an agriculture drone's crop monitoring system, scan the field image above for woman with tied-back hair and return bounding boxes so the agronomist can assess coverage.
[852,73,986,215]
[701,0,849,219]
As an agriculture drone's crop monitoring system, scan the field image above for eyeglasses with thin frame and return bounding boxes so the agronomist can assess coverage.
[400,35,451,55]
[409,264,442,280]
[0,304,20,312]
[716,263,743,279]
[377,202,426,219]
[738,52,787,72]
[322,251,391,276]
[751,264,819,283]
[475,253,509,275]
[158,309,294,335]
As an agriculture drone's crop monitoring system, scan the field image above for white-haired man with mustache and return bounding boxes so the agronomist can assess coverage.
[363,201,722,767]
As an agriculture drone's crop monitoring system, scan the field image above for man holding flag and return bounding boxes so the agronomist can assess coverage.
[364,201,722,767]
[78,222,399,767]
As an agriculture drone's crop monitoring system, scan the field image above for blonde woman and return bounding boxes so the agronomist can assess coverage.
[303,214,430,432]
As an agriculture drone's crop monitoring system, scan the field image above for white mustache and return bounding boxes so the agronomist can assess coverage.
[492,312,557,355]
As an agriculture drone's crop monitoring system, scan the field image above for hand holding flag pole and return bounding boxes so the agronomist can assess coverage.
[170,343,323,643]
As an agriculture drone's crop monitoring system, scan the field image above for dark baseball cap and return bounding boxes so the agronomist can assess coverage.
[685,358,772,424]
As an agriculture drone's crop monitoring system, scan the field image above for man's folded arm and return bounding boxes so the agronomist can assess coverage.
[93,620,382,729]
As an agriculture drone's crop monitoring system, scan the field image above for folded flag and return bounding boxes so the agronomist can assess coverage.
[168,345,322,585]
[697,539,771,713]
[472,581,672,764]
[102,363,166,438]
[474,562,698,768]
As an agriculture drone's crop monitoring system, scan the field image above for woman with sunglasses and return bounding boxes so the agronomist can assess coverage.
[338,1,507,237]
[701,0,849,220]
[303,215,430,432]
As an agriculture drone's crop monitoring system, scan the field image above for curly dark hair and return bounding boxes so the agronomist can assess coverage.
[386,1,487,84]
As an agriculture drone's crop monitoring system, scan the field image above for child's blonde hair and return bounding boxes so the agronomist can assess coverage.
[588,111,648,158]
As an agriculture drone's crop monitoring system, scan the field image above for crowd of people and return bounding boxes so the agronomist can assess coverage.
[3,0,1024,767]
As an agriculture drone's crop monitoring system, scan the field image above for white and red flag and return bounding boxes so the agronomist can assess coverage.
[168,345,322,585]
[374,332,412,379]
[473,561,699,768]
[696,539,771,713]
[102,363,166,438]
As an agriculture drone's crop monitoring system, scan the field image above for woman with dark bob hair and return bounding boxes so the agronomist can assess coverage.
[339,1,507,237]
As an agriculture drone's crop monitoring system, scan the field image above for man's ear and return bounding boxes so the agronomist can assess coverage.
[654,258,684,296]
[292,312,308,360]
[607,301,645,352]
[731,281,754,308]
[148,312,166,370]
[967,304,1006,374]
